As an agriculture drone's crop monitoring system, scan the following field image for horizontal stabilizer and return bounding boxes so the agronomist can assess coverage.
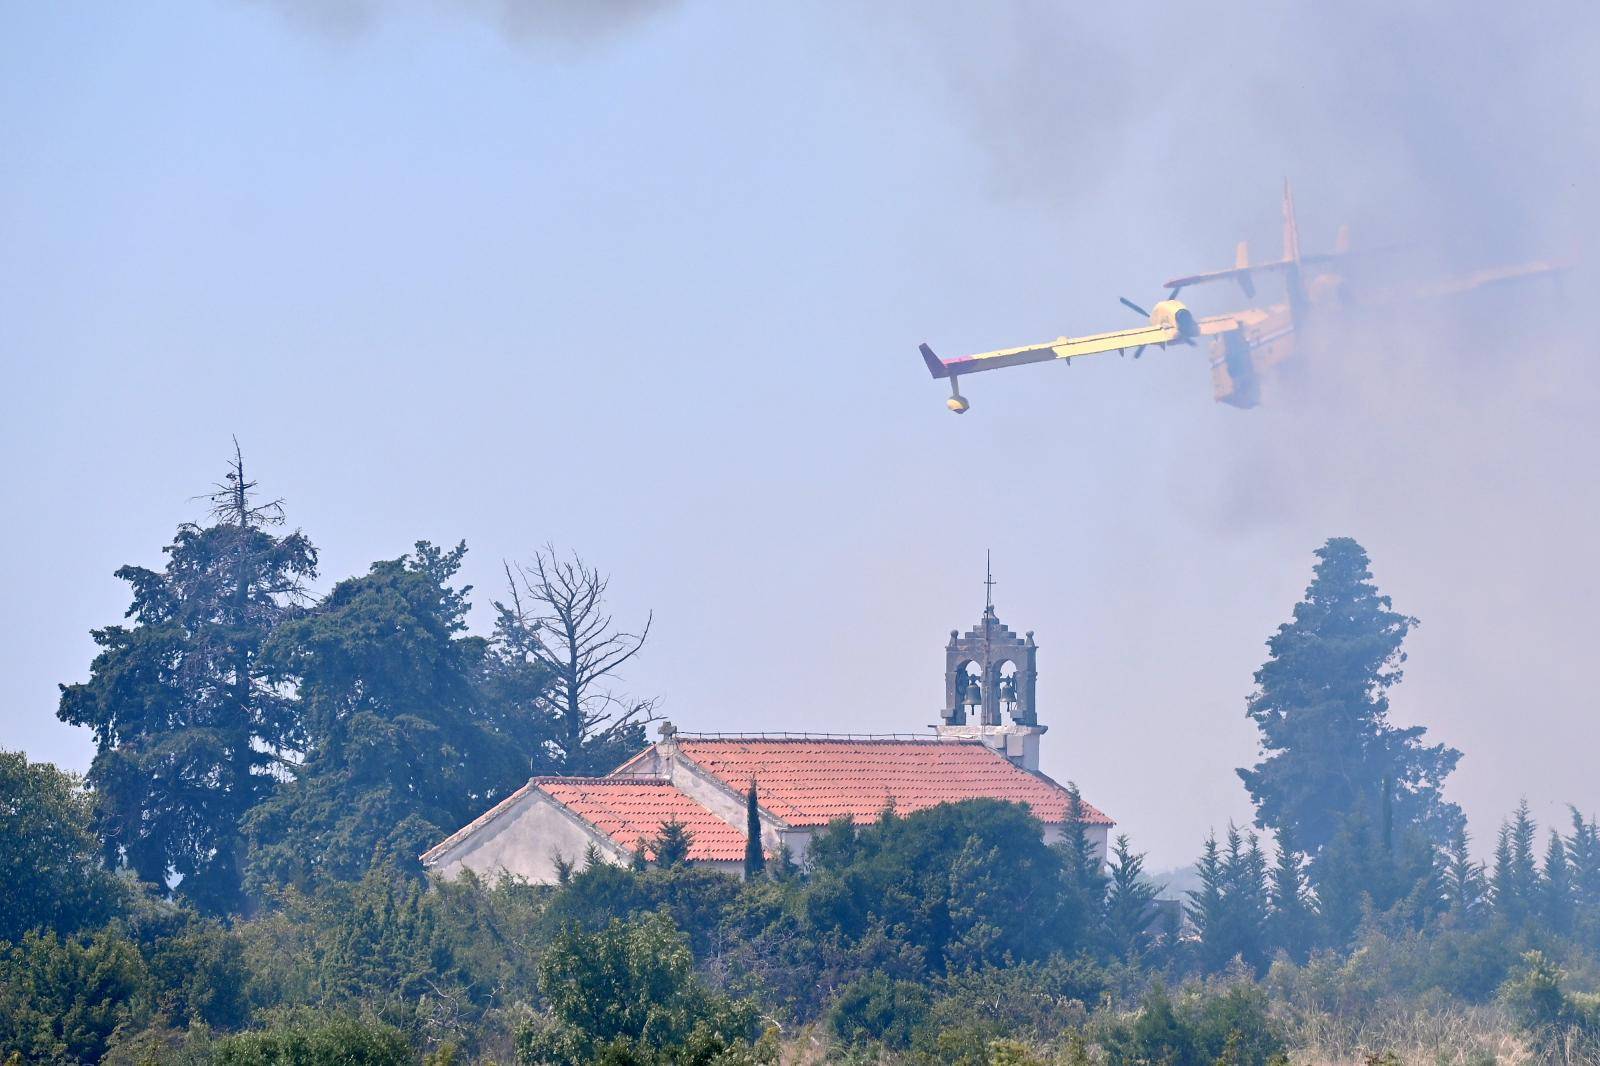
[1164,250,1360,294]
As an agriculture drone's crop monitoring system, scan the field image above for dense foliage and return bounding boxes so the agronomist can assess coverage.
[10,471,1600,1063]
[1239,536,1463,853]
[57,452,318,914]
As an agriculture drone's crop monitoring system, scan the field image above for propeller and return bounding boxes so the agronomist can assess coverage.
[1120,297,1154,359]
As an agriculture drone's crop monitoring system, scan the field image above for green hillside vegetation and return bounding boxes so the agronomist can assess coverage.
[6,459,1599,1064]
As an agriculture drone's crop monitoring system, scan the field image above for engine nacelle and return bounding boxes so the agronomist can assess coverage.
[1150,299,1200,340]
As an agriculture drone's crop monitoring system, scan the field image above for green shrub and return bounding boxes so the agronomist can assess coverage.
[1499,951,1600,1062]
[827,973,933,1051]
[208,1015,415,1065]
[518,912,769,1066]
[1100,982,1285,1066]
[0,927,153,1065]
[906,956,1102,1057]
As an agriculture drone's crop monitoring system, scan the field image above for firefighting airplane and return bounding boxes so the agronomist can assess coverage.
[918,182,1562,412]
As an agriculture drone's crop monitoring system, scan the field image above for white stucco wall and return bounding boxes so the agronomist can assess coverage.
[426,790,627,884]
[1041,823,1110,864]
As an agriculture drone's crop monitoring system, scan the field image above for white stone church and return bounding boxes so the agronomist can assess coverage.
[422,601,1112,883]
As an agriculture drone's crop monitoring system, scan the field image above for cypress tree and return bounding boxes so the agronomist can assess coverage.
[743,780,766,879]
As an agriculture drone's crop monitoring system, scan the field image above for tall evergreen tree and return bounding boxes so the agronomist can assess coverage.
[1312,808,1443,946]
[1103,834,1162,962]
[1187,833,1231,972]
[1566,809,1600,931]
[1219,825,1271,972]
[1492,801,1541,927]
[1062,783,1109,917]
[1238,538,1462,855]
[1542,830,1576,936]
[1266,827,1317,962]
[243,542,533,892]
[743,781,766,879]
[1441,822,1488,924]
[57,447,317,913]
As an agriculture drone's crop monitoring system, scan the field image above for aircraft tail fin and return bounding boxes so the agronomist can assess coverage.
[1334,223,1351,254]
[920,342,951,379]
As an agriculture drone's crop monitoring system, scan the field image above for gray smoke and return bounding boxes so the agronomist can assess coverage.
[836,1,1599,854]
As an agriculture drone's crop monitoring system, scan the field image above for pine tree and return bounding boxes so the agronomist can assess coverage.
[1492,801,1540,926]
[743,781,766,879]
[1103,834,1162,961]
[57,446,317,914]
[1566,809,1600,931]
[1187,833,1229,972]
[1441,822,1488,923]
[1220,825,1271,972]
[1541,830,1575,936]
[654,819,693,868]
[1062,782,1108,912]
[1266,826,1317,962]
[1239,538,1462,854]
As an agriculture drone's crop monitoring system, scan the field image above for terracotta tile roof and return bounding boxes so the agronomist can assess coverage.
[672,738,1113,828]
[538,777,749,862]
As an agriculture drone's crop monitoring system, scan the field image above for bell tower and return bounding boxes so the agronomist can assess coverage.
[937,555,1047,770]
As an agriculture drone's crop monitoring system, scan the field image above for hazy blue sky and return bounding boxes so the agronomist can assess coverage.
[3,2,1595,864]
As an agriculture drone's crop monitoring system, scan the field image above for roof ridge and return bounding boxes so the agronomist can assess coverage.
[535,774,669,785]
[677,732,982,744]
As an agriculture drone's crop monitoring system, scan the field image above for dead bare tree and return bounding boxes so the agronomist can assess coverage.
[500,546,659,774]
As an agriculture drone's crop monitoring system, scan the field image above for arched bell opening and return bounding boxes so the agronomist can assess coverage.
[950,658,983,725]
[995,659,1021,725]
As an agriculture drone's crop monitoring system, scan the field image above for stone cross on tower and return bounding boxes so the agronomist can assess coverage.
[936,556,1047,770]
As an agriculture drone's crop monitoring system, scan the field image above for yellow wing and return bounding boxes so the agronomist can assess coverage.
[925,324,1179,378]
[923,309,1250,380]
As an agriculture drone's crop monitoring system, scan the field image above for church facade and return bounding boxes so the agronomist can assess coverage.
[422,600,1113,884]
